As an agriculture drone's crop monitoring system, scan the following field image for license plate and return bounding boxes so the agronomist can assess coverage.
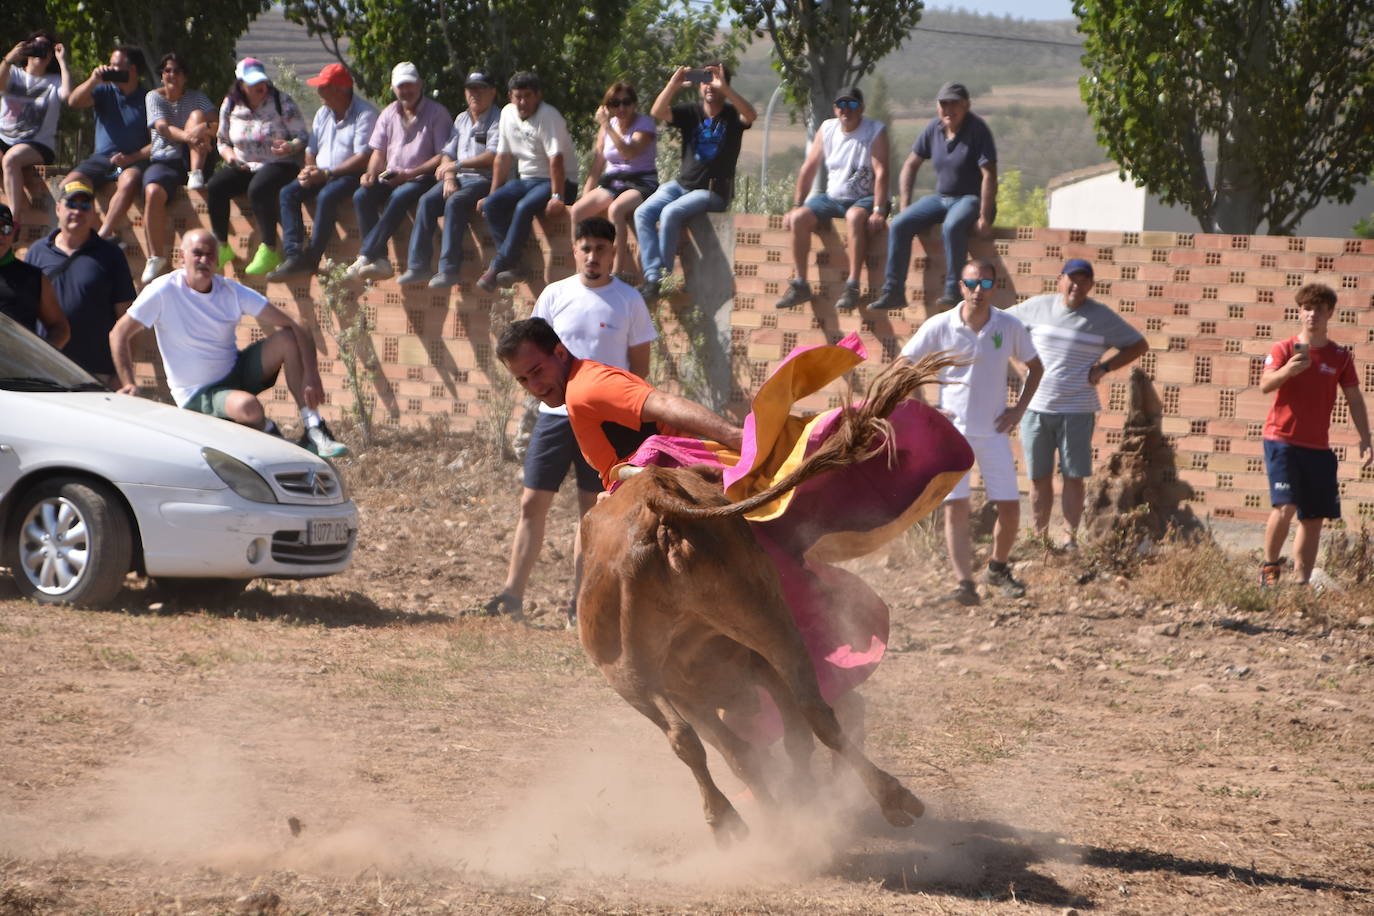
[308,519,350,545]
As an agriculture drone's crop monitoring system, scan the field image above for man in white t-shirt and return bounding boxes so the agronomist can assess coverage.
[901,259,1042,605]
[1004,258,1147,548]
[108,228,348,457]
[482,217,656,626]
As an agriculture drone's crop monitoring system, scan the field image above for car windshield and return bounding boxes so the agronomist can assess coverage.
[0,313,104,391]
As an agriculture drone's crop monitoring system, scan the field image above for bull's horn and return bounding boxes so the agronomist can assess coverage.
[616,464,645,481]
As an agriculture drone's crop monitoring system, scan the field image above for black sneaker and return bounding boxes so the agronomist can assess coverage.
[935,294,959,309]
[774,278,812,309]
[476,268,499,292]
[866,287,906,311]
[266,256,315,281]
[300,420,349,458]
[946,579,981,606]
[638,278,662,304]
[494,268,521,286]
[834,281,861,311]
[984,563,1027,598]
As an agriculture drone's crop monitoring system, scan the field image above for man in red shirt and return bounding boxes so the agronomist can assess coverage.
[497,317,743,487]
[1259,283,1372,587]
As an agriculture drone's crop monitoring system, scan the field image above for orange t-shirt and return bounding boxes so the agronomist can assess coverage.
[565,359,680,485]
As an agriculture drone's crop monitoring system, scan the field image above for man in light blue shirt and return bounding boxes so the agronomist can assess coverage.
[270,63,378,280]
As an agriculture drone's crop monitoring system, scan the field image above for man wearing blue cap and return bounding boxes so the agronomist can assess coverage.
[1005,259,1147,549]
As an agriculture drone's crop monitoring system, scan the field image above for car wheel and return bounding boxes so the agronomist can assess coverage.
[153,577,251,607]
[6,477,134,607]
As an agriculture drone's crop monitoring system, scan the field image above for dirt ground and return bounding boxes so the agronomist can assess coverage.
[2,429,1372,915]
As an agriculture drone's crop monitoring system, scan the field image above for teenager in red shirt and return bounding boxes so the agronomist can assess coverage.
[1259,283,1372,587]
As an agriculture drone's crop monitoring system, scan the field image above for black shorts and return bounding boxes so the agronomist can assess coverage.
[522,411,603,493]
[74,153,143,187]
[1264,439,1340,520]
[0,139,55,164]
[598,170,658,199]
[143,159,188,192]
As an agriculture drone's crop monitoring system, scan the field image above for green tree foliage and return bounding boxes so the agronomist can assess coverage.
[18,0,270,94]
[994,169,1047,228]
[1075,0,1374,235]
[279,0,736,147]
[728,0,924,136]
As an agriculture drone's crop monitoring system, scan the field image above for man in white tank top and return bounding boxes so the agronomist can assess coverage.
[775,86,888,312]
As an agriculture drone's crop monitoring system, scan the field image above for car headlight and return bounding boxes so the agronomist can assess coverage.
[202,448,278,504]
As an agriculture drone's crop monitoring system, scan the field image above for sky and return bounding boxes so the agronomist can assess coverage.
[929,1,1076,20]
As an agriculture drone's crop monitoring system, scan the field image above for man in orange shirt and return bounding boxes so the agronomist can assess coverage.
[497,317,742,486]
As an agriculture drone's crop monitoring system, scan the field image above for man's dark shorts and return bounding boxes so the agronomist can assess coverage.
[523,411,603,493]
[183,340,278,419]
[73,153,144,188]
[1264,439,1340,520]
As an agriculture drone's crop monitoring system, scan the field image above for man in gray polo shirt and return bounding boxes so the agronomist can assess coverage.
[1005,258,1147,548]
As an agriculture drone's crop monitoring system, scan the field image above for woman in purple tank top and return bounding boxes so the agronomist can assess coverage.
[570,81,658,281]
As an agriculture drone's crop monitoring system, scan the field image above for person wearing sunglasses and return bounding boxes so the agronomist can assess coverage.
[900,259,1042,606]
[24,180,135,385]
[569,82,658,282]
[0,201,69,348]
[0,31,72,221]
[775,86,887,312]
[1005,259,1147,550]
[141,51,216,283]
[868,81,996,313]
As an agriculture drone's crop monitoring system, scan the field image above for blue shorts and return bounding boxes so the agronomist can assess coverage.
[803,192,875,220]
[1264,439,1340,519]
[1020,410,1096,480]
[523,411,603,494]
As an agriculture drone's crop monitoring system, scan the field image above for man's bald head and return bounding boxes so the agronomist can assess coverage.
[180,229,220,291]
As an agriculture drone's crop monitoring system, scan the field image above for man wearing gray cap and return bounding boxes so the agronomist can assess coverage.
[775,86,888,312]
[868,81,997,312]
[399,71,500,288]
[1005,258,1148,549]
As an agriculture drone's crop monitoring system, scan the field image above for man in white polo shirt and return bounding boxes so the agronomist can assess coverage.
[482,216,656,625]
[108,228,348,457]
[901,258,1042,605]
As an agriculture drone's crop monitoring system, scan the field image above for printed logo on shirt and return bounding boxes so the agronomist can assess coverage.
[693,117,725,163]
[992,331,1003,349]
[1320,363,1337,374]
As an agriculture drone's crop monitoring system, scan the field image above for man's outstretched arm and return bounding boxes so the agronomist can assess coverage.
[642,390,743,451]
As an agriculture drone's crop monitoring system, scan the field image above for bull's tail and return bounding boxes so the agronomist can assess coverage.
[643,353,959,519]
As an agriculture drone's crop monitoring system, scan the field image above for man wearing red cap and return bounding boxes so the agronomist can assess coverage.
[270,63,377,280]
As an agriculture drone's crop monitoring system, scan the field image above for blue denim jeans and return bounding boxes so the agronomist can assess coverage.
[483,177,553,272]
[407,174,490,274]
[354,177,437,261]
[633,180,726,281]
[883,193,983,300]
[279,174,360,264]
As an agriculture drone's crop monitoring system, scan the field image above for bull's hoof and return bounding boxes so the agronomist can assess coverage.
[709,806,750,848]
[881,786,926,826]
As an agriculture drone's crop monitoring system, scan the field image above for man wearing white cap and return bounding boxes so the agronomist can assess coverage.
[345,62,451,281]
[399,71,500,288]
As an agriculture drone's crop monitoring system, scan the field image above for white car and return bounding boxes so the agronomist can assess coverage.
[0,314,358,607]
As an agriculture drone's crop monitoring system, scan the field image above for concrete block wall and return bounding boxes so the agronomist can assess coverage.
[18,168,1374,525]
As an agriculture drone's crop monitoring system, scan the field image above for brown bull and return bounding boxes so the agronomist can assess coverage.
[576,358,950,845]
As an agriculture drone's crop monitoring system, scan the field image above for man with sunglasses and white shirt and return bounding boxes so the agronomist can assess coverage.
[776,86,887,312]
[1005,258,1147,550]
[901,259,1042,606]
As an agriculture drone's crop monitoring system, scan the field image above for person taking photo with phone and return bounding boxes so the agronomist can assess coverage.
[1258,282,1373,588]
[65,45,150,244]
[0,30,71,222]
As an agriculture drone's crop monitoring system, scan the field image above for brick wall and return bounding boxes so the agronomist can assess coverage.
[18,173,1374,525]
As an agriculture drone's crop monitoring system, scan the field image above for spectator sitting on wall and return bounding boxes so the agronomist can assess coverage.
[140,51,216,283]
[396,70,499,289]
[1257,282,1372,588]
[568,81,657,283]
[109,227,348,457]
[0,201,69,347]
[867,81,996,313]
[24,180,135,386]
[208,58,308,276]
[343,61,452,282]
[635,63,755,304]
[65,44,150,244]
[1004,258,1148,550]
[775,85,887,313]
[269,63,377,281]
[0,31,71,224]
[475,71,577,292]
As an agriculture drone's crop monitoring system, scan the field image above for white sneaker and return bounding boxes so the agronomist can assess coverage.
[342,256,371,280]
[186,170,206,190]
[140,255,169,283]
[357,257,393,280]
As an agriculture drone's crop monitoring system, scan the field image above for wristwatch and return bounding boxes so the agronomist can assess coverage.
[550,193,563,201]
